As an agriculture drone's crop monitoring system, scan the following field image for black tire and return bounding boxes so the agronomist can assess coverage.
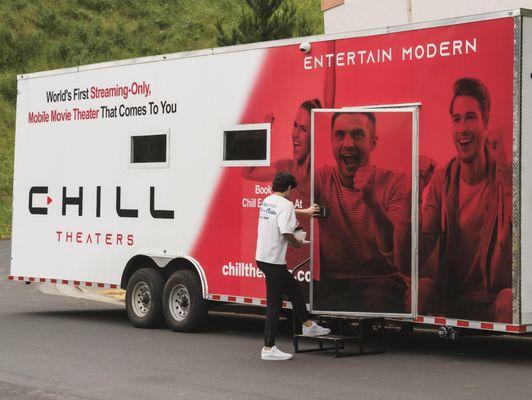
[163,270,207,332]
[125,268,165,328]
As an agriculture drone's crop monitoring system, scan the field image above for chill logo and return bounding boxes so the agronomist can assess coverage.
[28,185,174,218]
[28,185,175,247]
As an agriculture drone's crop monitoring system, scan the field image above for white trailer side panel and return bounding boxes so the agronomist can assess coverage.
[11,50,264,284]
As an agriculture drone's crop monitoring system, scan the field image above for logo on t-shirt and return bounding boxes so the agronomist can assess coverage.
[259,202,277,219]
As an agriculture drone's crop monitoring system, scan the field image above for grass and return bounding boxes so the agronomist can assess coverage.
[0,0,323,238]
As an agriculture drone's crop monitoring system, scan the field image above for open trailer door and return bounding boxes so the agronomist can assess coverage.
[311,106,419,318]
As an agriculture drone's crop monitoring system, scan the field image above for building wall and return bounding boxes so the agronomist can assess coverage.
[323,0,532,33]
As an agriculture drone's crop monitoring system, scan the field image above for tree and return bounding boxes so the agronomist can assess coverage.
[216,0,315,46]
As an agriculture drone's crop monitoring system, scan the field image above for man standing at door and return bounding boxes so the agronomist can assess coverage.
[256,172,330,361]
[314,112,409,313]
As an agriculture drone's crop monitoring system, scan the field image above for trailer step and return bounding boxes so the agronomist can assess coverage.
[293,318,386,357]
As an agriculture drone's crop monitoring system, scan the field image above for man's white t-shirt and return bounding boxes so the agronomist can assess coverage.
[255,194,298,265]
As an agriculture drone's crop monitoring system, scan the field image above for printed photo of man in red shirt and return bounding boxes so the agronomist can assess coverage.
[415,78,513,323]
[314,112,409,313]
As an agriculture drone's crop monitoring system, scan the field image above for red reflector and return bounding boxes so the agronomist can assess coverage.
[506,325,525,333]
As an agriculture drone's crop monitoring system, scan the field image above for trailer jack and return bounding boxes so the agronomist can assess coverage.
[437,325,459,341]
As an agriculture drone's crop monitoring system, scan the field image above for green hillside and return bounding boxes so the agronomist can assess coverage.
[0,0,323,238]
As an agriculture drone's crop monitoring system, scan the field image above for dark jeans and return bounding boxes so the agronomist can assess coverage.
[257,261,310,347]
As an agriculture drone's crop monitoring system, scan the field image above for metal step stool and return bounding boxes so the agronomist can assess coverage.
[293,317,386,357]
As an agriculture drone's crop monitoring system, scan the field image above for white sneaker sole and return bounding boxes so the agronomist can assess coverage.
[261,354,293,361]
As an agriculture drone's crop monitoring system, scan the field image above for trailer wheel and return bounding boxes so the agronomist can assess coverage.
[126,268,164,328]
[163,270,207,332]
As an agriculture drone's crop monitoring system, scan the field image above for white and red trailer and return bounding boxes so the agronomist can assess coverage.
[9,9,532,334]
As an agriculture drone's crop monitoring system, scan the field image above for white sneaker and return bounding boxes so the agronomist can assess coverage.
[302,321,331,337]
[261,346,293,361]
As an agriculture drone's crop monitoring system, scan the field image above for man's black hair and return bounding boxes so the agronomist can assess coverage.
[272,172,297,193]
[331,112,376,138]
[449,77,491,126]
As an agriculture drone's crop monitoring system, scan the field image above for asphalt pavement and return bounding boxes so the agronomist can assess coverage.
[1,239,532,400]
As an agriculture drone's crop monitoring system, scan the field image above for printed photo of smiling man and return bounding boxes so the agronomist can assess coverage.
[415,77,513,323]
[313,111,410,313]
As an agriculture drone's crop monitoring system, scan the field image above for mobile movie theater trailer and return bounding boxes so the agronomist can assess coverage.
[9,9,532,335]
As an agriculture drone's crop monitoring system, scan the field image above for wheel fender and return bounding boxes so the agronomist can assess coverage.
[142,254,208,299]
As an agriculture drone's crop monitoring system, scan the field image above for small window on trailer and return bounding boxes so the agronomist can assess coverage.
[129,131,170,169]
[221,123,271,167]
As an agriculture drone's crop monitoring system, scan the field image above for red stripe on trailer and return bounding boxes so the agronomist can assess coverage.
[415,315,532,333]
[506,325,526,333]
[9,275,120,291]
[207,294,281,308]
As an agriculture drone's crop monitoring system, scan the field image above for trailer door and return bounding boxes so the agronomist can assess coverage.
[310,106,419,318]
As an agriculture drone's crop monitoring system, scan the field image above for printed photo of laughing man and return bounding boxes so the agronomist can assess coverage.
[314,111,409,313]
